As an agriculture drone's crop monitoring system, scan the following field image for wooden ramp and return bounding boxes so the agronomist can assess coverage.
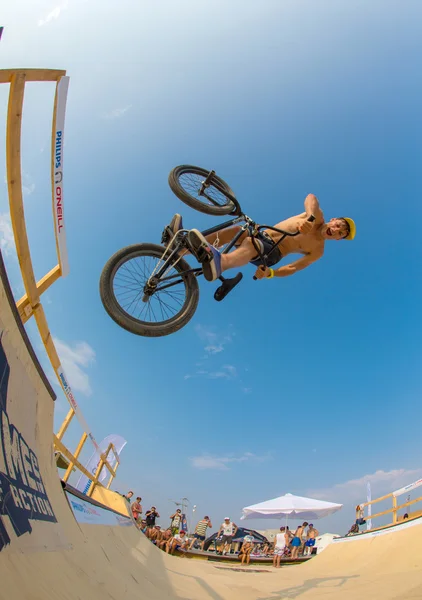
[0,252,421,600]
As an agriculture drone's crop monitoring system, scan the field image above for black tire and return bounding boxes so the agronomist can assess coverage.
[100,243,199,337]
[168,165,237,216]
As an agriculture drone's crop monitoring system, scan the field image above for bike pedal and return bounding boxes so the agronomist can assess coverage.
[161,226,171,244]
[196,245,212,263]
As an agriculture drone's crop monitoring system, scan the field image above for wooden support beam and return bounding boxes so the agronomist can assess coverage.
[54,435,100,485]
[62,432,88,483]
[56,408,75,441]
[16,264,61,322]
[0,68,66,84]
[6,72,40,308]
[392,496,398,524]
[359,491,393,508]
[33,304,61,369]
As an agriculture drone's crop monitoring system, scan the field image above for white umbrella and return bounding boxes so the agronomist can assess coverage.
[241,493,343,521]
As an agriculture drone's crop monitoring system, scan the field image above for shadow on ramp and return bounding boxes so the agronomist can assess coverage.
[257,575,359,599]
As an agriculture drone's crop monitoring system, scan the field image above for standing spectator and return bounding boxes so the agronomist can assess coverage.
[131,497,143,524]
[303,524,319,555]
[188,516,213,550]
[273,526,290,568]
[169,509,182,535]
[145,506,160,528]
[217,517,238,555]
[300,522,309,555]
[291,523,306,559]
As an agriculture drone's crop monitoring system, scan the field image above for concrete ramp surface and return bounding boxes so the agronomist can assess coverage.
[0,252,421,600]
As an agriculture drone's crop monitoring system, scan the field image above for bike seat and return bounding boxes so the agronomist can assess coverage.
[214,273,243,302]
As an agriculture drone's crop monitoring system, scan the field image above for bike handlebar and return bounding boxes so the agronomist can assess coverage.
[252,214,316,280]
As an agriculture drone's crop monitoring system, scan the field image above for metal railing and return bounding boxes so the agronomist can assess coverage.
[1,68,120,498]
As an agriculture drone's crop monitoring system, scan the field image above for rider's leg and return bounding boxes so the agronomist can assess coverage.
[179,226,245,257]
[188,230,259,281]
[204,226,246,248]
[219,237,257,271]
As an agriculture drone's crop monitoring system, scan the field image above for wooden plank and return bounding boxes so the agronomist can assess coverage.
[367,507,396,520]
[392,496,397,524]
[0,68,66,84]
[396,496,422,512]
[54,435,101,484]
[101,443,117,477]
[16,264,61,322]
[6,73,40,306]
[360,491,393,507]
[33,304,61,369]
[63,432,88,483]
[87,450,108,497]
[56,408,75,441]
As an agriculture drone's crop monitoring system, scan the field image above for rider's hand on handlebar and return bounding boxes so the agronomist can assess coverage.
[254,266,272,280]
[298,218,316,234]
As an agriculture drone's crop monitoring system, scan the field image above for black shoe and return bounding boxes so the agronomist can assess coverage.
[187,229,222,282]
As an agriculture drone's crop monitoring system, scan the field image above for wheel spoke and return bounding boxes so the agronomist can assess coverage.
[112,251,190,325]
[179,172,229,208]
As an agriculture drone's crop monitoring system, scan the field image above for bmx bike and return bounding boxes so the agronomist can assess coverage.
[99,165,314,337]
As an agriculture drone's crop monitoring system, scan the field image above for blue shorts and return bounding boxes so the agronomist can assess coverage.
[249,232,282,267]
[305,539,315,547]
[291,537,301,547]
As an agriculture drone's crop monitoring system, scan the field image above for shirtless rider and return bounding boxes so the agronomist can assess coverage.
[167,194,356,281]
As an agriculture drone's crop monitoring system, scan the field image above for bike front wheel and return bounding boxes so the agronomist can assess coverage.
[99,243,200,337]
[168,165,237,216]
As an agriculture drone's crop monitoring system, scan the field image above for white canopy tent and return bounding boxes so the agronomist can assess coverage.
[241,493,343,522]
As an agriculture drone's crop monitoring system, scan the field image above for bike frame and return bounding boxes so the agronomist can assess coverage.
[151,212,300,291]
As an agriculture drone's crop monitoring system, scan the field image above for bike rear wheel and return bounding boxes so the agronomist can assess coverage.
[168,165,237,216]
[100,243,199,337]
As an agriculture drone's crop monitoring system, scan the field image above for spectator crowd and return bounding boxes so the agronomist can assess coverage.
[121,491,319,564]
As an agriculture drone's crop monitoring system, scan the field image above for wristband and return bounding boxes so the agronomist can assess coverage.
[267,268,275,279]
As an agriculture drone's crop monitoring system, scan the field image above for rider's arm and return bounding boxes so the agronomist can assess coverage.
[274,251,323,277]
[304,194,323,222]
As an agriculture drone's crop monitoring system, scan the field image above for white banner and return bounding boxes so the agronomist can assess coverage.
[56,365,100,454]
[75,434,127,494]
[367,482,372,530]
[393,478,422,498]
[52,76,70,277]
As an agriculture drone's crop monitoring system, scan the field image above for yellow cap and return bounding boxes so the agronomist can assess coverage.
[342,217,356,240]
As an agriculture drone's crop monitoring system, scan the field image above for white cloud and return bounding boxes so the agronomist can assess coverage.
[183,364,237,381]
[204,344,224,354]
[195,324,233,355]
[190,452,272,471]
[53,337,96,397]
[101,105,132,120]
[38,1,69,26]
[308,468,422,503]
[0,213,15,257]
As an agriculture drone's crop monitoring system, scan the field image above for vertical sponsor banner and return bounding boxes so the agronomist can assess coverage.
[367,482,372,530]
[74,435,127,494]
[52,75,70,277]
[181,513,188,532]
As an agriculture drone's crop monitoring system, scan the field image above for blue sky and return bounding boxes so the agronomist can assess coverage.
[1,0,422,536]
